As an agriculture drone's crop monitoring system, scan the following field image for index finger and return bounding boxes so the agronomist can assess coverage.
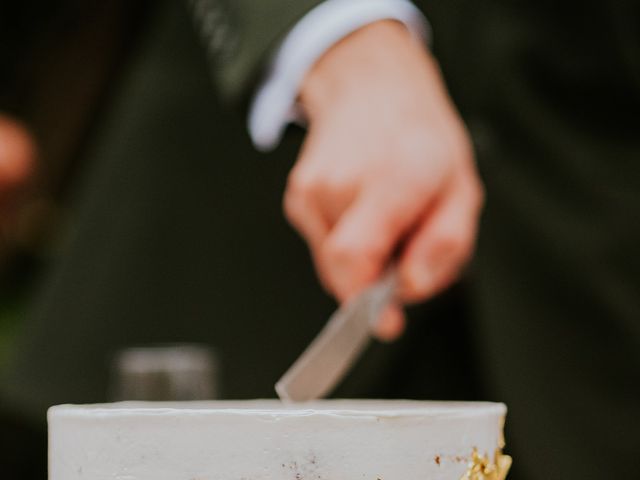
[319,185,428,301]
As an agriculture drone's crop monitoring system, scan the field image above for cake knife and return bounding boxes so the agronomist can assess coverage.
[276,269,398,402]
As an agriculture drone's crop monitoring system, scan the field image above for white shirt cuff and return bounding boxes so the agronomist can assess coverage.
[248,0,430,151]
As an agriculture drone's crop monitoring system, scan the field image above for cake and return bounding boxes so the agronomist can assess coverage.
[48,400,511,480]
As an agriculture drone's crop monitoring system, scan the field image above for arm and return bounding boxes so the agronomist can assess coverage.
[286,20,483,339]
[194,1,483,340]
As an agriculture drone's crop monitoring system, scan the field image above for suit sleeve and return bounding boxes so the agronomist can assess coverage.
[188,0,325,103]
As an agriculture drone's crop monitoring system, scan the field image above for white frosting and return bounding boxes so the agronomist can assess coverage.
[49,400,507,480]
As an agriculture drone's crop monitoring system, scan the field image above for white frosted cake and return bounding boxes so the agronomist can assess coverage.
[48,400,511,480]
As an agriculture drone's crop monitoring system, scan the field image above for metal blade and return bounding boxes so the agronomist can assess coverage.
[276,271,397,402]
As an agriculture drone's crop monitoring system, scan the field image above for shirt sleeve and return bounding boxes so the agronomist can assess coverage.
[248,0,430,151]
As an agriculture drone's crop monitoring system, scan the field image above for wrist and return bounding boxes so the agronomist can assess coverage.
[299,20,417,122]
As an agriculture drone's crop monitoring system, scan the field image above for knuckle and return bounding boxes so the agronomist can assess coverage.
[399,122,475,166]
[323,172,351,195]
[288,167,350,201]
[437,228,474,262]
[399,257,439,304]
[403,275,430,301]
[324,236,385,272]
[282,189,301,224]
[323,237,357,266]
[287,168,318,199]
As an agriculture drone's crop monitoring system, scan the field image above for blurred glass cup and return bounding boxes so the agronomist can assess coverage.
[109,344,218,401]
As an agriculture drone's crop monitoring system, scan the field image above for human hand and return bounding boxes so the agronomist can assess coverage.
[0,115,35,225]
[283,21,483,340]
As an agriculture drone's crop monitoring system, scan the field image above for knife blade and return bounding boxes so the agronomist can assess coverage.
[275,270,398,402]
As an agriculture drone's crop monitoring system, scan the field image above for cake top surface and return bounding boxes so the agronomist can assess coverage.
[49,400,511,480]
[50,399,506,419]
